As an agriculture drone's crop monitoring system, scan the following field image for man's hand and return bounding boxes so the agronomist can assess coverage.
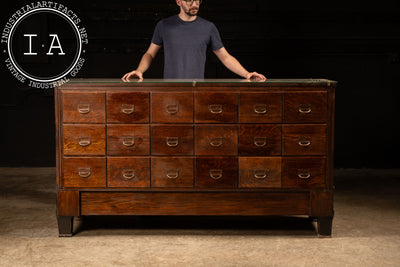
[245,72,267,81]
[122,70,143,81]
[121,43,161,81]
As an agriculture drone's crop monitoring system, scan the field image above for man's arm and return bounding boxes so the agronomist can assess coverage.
[122,43,161,81]
[213,47,266,81]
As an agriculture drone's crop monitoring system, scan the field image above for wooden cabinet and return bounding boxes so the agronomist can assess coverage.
[55,79,336,237]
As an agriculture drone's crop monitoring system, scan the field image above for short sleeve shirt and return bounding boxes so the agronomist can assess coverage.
[151,15,224,79]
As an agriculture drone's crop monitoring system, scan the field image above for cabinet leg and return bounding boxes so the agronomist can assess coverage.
[317,216,333,237]
[57,216,74,237]
[308,216,317,222]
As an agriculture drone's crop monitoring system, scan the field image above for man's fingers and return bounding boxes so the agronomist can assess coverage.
[122,71,144,81]
[122,72,132,80]
[246,72,267,81]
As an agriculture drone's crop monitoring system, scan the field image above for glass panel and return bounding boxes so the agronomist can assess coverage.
[67,78,333,84]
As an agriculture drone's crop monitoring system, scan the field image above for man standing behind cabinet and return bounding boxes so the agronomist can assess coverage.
[122,0,266,81]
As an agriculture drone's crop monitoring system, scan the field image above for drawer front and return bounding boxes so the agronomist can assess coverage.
[239,157,281,188]
[62,92,105,123]
[195,125,238,155]
[151,157,194,188]
[239,92,282,123]
[239,125,281,156]
[107,125,150,156]
[107,157,150,188]
[195,157,238,188]
[282,157,326,188]
[195,92,238,123]
[151,92,193,123]
[284,92,327,123]
[63,125,105,155]
[283,125,327,155]
[151,125,194,155]
[107,92,149,123]
[63,157,106,188]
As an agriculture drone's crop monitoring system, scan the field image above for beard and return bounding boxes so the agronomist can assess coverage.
[183,6,199,16]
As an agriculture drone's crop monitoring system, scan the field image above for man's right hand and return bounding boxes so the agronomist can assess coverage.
[122,70,143,81]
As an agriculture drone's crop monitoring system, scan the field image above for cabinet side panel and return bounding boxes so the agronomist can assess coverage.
[55,89,62,188]
[327,85,336,189]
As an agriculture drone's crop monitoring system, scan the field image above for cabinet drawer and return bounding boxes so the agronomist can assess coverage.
[195,125,238,155]
[282,157,326,188]
[239,157,281,188]
[63,125,105,155]
[283,125,327,155]
[63,157,106,188]
[151,92,193,123]
[107,157,150,188]
[239,92,282,123]
[284,92,327,123]
[195,92,238,123]
[107,125,150,156]
[195,157,238,188]
[107,92,149,123]
[62,92,105,123]
[151,125,194,155]
[239,125,281,156]
[151,157,193,188]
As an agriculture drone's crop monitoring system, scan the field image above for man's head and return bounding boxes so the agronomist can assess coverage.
[176,0,202,17]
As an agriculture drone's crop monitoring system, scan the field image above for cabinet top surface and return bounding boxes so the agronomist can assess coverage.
[59,78,337,88]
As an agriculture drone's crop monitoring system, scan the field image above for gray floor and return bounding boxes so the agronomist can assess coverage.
[0,167,399,266]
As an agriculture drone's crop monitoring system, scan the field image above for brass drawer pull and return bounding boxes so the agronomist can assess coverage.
[122,169,135,180]
[209,104,223,114]
[253,104,267,114]
[122,137,135,147]
[78,138,91,147]
[210,137,223,147]
[254,137,267,147]
[121,104,135,114]
[166,169,179,179]
[209,169,223,179]
[298,105,312,114]
[298,136,312,147]
[254,169,269,179]
[166,137,179,147]
[297,169,311,179]
[78,168,91,178]
[166,104,179,115]
[78,104,90,114]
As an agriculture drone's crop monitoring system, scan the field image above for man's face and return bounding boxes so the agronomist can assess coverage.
[180,0,200,16]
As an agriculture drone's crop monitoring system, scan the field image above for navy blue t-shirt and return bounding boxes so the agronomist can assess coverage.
[151,15,224,79]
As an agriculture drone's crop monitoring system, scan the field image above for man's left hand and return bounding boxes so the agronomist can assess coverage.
[246,72,267,81]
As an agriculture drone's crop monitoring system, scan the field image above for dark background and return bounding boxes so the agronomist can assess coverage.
[1,0,399,168]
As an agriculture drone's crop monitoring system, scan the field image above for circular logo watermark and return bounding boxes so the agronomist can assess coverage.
[2,2,88,88]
